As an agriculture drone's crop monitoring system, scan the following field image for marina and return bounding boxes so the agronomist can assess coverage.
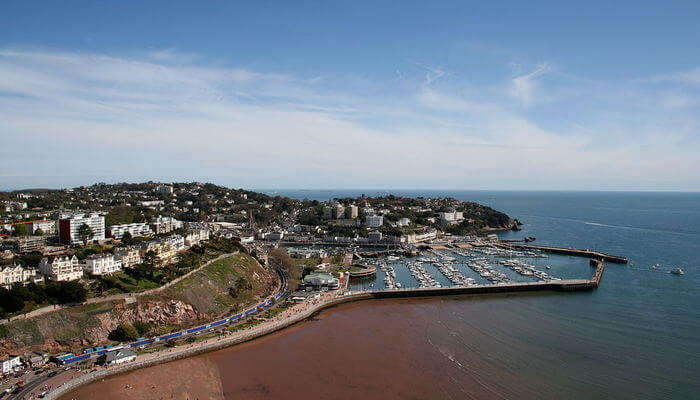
[278,241,616,293]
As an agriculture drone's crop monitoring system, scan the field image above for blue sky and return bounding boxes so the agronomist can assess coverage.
[1,1,699,191]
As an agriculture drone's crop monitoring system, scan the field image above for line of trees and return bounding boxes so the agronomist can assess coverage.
[0,281,88,318]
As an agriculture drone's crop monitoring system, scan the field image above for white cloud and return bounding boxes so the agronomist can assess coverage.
[509,62,551,106]
[0,49,698,191]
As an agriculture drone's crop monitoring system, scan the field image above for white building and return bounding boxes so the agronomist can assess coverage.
[438,211,464,225]
[58,213,106,244]
[39,255,83,281]
[101,349,137,365]
[365,215,384,228]
[368,231,383,242]
[397,218,410,227]
[403,228,439,244]
[114,246,142,268]
[82,254,122,275]
[1,355,21,374]
[157,185,173,195]
[184,229,210,247]
[139,200,165,207]
[265,232,284,241]
[3,201,28,211]
[346,204,358,219]
[0,264,41,289]
[27,220,57,235]
[150,215,183,234]
[107,222,154,239]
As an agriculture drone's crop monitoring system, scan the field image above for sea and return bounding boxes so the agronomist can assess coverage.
[269,190,700,399]
[65,191,700,400]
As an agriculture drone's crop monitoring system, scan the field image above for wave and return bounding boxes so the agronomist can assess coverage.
[582,221,700,236]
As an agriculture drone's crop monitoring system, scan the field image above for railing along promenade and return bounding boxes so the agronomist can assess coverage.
[45,261,605,400]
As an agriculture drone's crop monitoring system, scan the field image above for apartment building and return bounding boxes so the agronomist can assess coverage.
[139,235,185,261]
[157,185,173,195]
[106,222,154,239]
[58,213,106,244]
[184,229,210,247]
[10,236,45,253]
[150,215,183,234]
[39,255,83,281]
[1,355,21,374]
[345,204,359,219]
[27,220,57,235]
[83,254,122,275]
[438,211,464,226]
[114,246,142,268]
[365,215,384,227]
[0,264,42,289]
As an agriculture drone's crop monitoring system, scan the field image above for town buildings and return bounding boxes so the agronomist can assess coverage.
[8,236,45,253]
[139,234,185,261]
[438,211,464,226]
[403,228,439,244]
[3,201,28,212]
[82,254,122,275]
[368,230,383,242]
[346,204,358,219]
[114,246,141,268]
[397,218,411,227]
[58,213,106,244]
[0,264,42,289]
[39,255,83,281]
[139,200,164,207]
[184,229,210,247]
[365,215,384,227]
[106,222,154,239]
[157,184,173,195]
[1,355,21,375]
[151,215,183,234]
[99,348,137,365]
[27,220,57,235]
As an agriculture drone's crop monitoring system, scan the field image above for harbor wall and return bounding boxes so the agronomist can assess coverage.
[502,243,628,264]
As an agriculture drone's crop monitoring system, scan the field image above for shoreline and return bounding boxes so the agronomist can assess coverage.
[49,275,600,400]
[48,291,372,399]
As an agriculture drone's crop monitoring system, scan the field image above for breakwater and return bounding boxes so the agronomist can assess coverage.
[502,243,628,263]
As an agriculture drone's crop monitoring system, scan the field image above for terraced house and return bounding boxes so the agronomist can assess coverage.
[82,253,122,275]
[114,246,141,268]
[0,264,43,289]
[39,255,83,281]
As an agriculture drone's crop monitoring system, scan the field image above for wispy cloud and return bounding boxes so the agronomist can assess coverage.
[0,48,698,190]
[509,62,551,106]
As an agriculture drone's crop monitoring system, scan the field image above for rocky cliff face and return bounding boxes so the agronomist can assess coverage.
[114,300,201,327]
[0,254,276,354]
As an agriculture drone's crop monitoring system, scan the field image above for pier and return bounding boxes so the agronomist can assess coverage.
[500,243,628,264]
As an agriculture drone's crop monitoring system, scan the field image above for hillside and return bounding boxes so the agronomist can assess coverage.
[0,253,276,354]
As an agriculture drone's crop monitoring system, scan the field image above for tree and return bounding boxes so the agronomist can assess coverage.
[12,224,29,237]
[45,281,87,304]
[108,323,139,342]
[269,248,301,291]
[33,228,44,236]
[121,231,133,245]
[77,223,94,245]
[132,321,151,336]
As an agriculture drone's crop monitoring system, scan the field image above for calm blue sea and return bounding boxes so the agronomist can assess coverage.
[269,190,700,398]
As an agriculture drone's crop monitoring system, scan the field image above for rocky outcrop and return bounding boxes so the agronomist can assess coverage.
[113,300,201,327]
